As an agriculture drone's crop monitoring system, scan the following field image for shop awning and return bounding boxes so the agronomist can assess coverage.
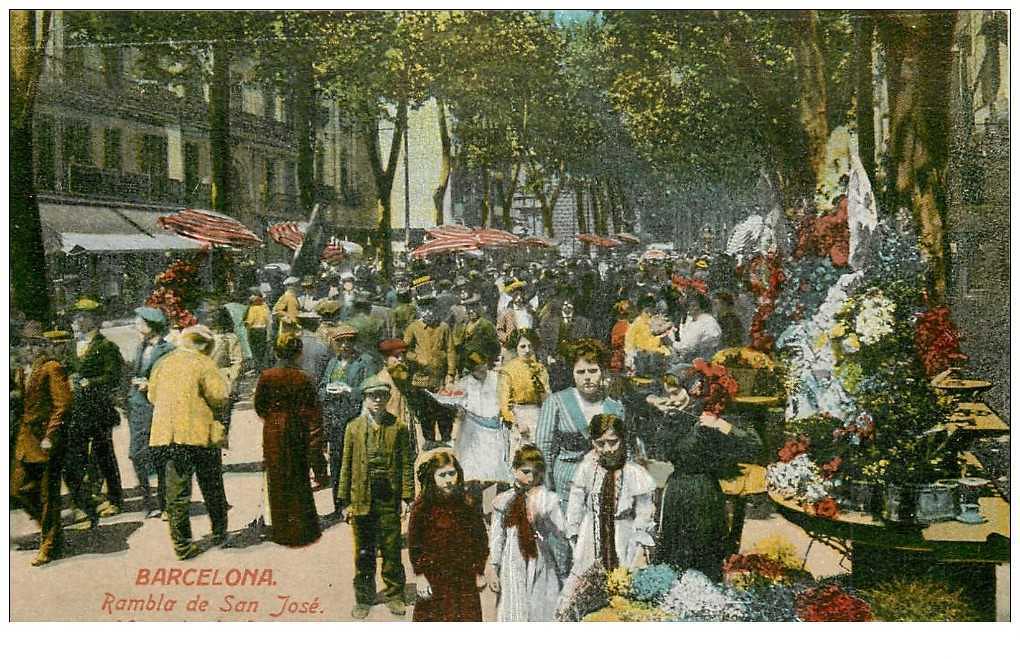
[158,208,263,248]
[38,201,204,254]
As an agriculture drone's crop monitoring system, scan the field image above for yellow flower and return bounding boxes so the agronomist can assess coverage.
[844,334,861,351]
[830,323,847,338]
[815,332,830,349]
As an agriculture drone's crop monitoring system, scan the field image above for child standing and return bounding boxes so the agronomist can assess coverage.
[488,445,568,621]
[408,451,489,621]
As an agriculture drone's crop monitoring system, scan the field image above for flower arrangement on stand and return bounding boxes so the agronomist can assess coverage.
[688,358,739,416]
[145,257,202,328]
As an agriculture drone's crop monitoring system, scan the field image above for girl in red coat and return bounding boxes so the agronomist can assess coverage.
[408,450,489,621]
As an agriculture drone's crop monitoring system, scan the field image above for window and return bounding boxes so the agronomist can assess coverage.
[263,158,277,201]
[140,133,169,198]
[35,115,56,189]
[62,119,92,166]
[103,128,121,171]
[184,142,201,201]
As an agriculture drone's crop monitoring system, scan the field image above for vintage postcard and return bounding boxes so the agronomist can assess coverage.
[7,8,1010,623]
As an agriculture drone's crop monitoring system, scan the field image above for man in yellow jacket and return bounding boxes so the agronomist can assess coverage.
[148,324,230,560]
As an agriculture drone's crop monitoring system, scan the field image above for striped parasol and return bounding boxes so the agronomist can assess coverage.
[640,248,670,261]
[614,232,641,244]
[409,235,480,259]
[522,236,558,249]
[474,227,520,247]
[321,238,364,264]
[268,222,304,251]
[576,233,622,249]
[157,208,262,248]
[425,224,474,239]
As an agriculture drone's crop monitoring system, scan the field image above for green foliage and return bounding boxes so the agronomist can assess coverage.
[861,577,981,621]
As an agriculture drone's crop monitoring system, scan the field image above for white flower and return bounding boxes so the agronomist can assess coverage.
[853,290,896,345]
[661,570,746,621]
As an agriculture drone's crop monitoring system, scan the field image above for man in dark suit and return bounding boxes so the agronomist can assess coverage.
[539,297,593,391]
[65,298,125,522]
[11,324,74,565]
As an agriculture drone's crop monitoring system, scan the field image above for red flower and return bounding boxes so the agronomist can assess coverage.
[778,437,810,463]
[793,197,850,268]
[796,584,872,622]
[915,306,967,376]
[812,497,840,519]
[820,457,843,479]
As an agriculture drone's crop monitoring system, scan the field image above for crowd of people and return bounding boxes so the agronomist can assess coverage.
[11,246,767,621]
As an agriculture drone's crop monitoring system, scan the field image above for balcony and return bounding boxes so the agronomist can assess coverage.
[57,163,185,205]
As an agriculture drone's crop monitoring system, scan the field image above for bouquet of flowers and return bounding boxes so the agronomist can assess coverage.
[722,553,811,590]
[914,306,967,377]
[659,569,746,621]
[688,358,739,416]
[795,583,873,622]
[629,564,678,603]
[146,257,202,329]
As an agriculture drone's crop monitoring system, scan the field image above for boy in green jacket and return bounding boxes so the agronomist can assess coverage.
[337,375,415,619]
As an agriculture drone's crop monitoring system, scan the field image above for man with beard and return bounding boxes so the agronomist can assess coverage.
[561,414,655,596]
[373,339,413,447]
[338,376,415,619]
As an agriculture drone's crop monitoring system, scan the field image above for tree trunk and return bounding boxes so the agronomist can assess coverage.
[575,183,588,234]
[606,177,623,234]
[479,167,490,228]
[878,11,957,302]
[10,10,53,322]
[365,101,407,282]
[293,56,316,216]
[501,161,522,230]
[854,12,877,186]
[209,41,232,215]
[590,180,607,235]
[792,10,830,191]
[433,99,451,225]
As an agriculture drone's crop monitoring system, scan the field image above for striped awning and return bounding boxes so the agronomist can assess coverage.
[577,233,622,248]
[521,236,558,249]
[475,228,520,247]
[614,232,641,244]
[157,208,263,248]
[409,235,480,259]
[425,224,474,239]
[268,222,304,251]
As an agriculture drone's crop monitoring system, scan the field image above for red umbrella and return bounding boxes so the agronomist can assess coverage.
[474,227,520,247]
[425,225,474,239]
[268,222,304,251]
[158,209,262,248]
[576,233,622,249]
[522,236,558,249]
[640,248,670,261]
[409,235,480,259]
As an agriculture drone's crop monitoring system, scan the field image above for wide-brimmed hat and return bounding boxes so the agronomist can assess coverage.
[180,324,214,345]
[461,293,482,306]
[43,329,73,342]
[315,299,342,318]
[71,297,102,313]
[283,276,300,286]
[330,323,358,340]
[378,338,408,356]
[302,276,316,288]
[503,279,526,294]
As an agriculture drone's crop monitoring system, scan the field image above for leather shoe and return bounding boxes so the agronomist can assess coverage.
[176,544,201,560]
[98,504,121,518]
[386,599,406,616]
[351,604,371,620]
[31,551,58,567]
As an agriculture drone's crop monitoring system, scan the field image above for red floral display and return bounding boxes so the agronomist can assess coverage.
[777,436,810,463]
[746,253,785,353]
[793,196,850,268]
[722,553,792,582]
[146,258,201,329]
[795,583,873,622]
[809,497,840,520]
[819,457,843,479]
[689,358,739,416]
[914,305,967,377]
[671,275,708,295]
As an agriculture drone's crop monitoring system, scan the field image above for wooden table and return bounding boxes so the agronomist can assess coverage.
[947,401,1010,437]
[769,487,1009,619]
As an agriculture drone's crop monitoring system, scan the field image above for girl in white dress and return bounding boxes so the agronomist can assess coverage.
[488,445,568,621]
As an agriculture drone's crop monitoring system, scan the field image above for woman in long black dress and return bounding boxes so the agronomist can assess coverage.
[643,372,760,580]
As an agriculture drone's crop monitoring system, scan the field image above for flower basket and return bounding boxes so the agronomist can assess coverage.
[727,367,758,396]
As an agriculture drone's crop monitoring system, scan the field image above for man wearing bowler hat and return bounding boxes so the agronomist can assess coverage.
[65,297,125,521]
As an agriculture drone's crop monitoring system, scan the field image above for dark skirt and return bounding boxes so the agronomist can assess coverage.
[656,471,729,580]
[264,412,321,547]
[412,574,482,622]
